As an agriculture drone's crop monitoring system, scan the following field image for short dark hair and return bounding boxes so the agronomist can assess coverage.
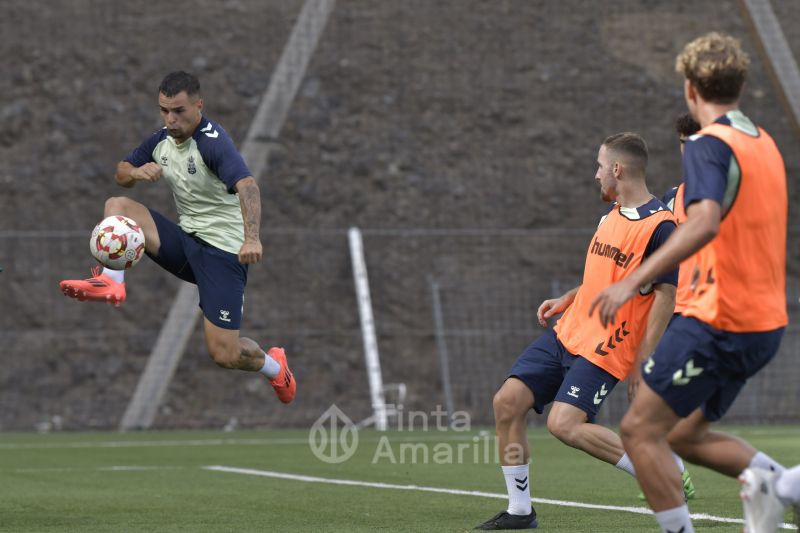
[603,132,648,175]
[158,71,201,98]
[675,113,701,138]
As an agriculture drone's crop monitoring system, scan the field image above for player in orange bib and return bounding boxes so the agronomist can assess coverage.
[661,113,700,316]
[590,33,787,533]
[475,133,683,530]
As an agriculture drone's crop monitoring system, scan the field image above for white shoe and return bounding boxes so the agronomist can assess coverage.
[739,467,787,533]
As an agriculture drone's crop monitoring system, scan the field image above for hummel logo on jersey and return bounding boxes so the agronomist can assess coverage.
[187,156,197,175]
[590,238,635,268]
[593,383,609,405]
[515,476,528,491]
[567,386,580,398]
[644,357,655,374]
[201,123,219,138]
[594,321,631,356]
[219,309,231,323]
[160,155,168,166]
[672,359,703,385]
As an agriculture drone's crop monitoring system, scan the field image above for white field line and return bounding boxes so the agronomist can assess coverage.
[12,465,185,473]
[204,465,798,530]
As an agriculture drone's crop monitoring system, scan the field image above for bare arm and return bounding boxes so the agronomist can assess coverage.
[115,161,162,188]
[235,176,263,264]
[627,283,676,401]
[589,199,720,326]
[537,285,580,328]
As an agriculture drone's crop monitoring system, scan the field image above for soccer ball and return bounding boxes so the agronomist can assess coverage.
[89,215,146,270]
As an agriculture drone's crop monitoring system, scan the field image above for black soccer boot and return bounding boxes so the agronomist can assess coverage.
[474,508,538,530]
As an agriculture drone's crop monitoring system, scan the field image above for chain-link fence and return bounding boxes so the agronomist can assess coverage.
[2,228,799,430]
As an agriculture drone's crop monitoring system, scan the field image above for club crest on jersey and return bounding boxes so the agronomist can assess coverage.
[160,155,168,166]
[187,156,197,175]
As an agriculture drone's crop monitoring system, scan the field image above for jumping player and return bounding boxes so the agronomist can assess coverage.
[60,71,295,404]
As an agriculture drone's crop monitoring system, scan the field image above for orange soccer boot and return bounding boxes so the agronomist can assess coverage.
[267,347,296,404]
[59,266,126,307]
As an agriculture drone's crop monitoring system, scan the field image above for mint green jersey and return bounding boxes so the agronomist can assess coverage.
[124,117,252,254]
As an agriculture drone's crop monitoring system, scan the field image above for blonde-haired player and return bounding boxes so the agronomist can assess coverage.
[591,32,787,533]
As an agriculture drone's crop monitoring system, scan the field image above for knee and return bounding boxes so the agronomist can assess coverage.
[546,410,576,445]
[619,411,640,447]
[104,196,132,216]
[666,428,694,458]
[493,388,527,427]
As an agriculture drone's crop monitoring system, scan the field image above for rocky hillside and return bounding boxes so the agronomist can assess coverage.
[1,0,798,430]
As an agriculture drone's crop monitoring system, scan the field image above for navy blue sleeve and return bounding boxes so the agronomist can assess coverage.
[682,135,733,208]
[124,129,166,167]
[643,220,679,286]
[197,125,252,193]
[661,186,678,211]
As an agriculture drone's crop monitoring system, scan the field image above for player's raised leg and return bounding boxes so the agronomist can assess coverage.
[546,398,694,500]
[102,197,161,254]
[668,409,784,477]
[547,401,625,462]
[203,318,296,403]
[60,197,160,306]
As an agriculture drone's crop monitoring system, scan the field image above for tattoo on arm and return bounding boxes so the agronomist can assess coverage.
[238,179,261,242]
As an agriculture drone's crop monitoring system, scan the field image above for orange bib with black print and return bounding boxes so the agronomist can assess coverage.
[555,204,675,380]
[670,184,695,314]
[682,123,787,332]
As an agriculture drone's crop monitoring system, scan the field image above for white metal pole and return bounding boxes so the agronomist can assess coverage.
[348,227,388,431]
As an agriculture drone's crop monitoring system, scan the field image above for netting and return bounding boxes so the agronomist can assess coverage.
[2,228,799,430]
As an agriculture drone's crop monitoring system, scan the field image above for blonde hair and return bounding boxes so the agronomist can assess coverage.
[675,32,749,103]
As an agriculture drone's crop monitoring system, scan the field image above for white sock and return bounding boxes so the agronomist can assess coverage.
[615,453,636,477]
[615,453,686,478]
[102,268,125,283]
[502,464,532,515]
[259,351,281,378]
[673,454,686,473]
[776,465,800,505]
[654,504,695,533]
[749,451,785,474]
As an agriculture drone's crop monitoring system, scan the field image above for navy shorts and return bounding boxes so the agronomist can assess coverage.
[145,209,248,330]
[508,329,619,423]
[643,315,784,421]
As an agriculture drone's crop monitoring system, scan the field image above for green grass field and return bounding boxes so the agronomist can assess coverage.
[1,426,799,532]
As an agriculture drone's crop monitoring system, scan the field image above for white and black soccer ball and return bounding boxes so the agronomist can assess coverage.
[89,215,146,270]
